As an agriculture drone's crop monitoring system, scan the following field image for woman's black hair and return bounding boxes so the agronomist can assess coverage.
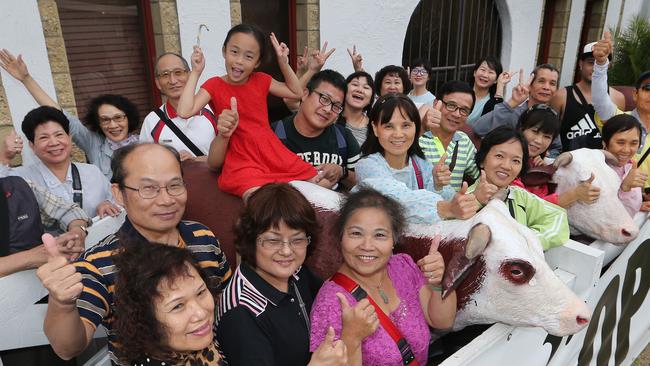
[223,23,268,64]
[336,187,406,246]
[361,93,425,160]
[601,114,643,146]
[374,65,411,96]
[475,125,530,178]
[84,94,140,136]
[517,104,561,140]
[470,56,503,96]
[344,71,375,114]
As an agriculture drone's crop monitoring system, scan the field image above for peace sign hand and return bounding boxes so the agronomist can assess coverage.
[308,41,335,73]
[270,32,290,65]
[347,45,364,72]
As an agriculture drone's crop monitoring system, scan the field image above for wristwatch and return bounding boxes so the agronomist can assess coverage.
[340,165,349,181]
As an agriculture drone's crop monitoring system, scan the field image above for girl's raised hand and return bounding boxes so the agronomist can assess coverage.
[191,45,205,74]
[270,32,290,65]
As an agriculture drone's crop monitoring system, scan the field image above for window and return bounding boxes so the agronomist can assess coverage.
[57,0,156,120]
[403,0,502,92]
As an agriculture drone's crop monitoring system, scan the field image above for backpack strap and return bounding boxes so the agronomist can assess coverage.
[411,157,424,190]
[332,124,349,168]
[273,119,287,140]
[0,180,10,257]
[331,272,419,366]
[153,108,205,157]
[447,141,460,172]
[71,163,83,208]
[200,107,219,136]
[637,145,650,166]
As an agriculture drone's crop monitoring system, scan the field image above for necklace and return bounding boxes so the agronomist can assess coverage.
[350,270,390,304]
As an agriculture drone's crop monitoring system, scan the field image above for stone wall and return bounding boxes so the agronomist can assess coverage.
[296,0,320,56]
[547,0,572,71]
[151,0,181,55]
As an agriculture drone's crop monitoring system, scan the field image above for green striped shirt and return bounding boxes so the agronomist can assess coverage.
[419,131,480,191]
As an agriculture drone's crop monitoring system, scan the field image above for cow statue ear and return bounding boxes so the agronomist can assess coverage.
[601,150,619,167]
[441,223,492,299]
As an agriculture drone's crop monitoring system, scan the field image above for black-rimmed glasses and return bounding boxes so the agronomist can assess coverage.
[441,100,472,117]
[122,181,186,199]
[313,91,344,114]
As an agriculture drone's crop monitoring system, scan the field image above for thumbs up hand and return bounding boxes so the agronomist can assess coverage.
[621,160,648,192]
[309,326,349,366]
[36,234,83,306]
[337,292,378,341]
[593,31,613,65]
[422,100,443,132]
[218,97,239,139]
[474,170,499,205]
[439,181,479,220]
[417,235,445,286]
[575,173,601,204]
[433,153,452,191]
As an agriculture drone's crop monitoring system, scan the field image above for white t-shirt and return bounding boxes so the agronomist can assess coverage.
[140,101,218,156]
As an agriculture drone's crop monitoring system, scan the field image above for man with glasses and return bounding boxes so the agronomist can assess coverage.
[473,64,563,157]
[140,52,218,161]
[273,70,361,190]
[591,31,650,193]
[419,81,481,191]
[37,143,231,364]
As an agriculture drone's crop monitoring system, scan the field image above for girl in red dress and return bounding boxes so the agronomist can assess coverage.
[178,24,324,199]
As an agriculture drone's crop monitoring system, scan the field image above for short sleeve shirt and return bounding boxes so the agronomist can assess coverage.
[216,263,322,366]
[276,114,361,170]
[74,217,231,365]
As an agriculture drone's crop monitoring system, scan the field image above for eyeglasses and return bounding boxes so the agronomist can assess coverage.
[257,236,311,250]
[441,100,472,117]
[640,84,650,91]
[529,103,559,117]
[313,91,344,114]
[122,180,186,199]
[156,69,189,80]
[411,67,428,76]
[99,114,126,126]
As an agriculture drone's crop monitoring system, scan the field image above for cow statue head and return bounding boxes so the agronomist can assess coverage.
[291,181,592,337]
[553,148,639,244]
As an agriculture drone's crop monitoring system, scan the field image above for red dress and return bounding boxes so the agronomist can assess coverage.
[201,72,316,196]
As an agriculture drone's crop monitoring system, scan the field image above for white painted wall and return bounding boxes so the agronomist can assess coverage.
[560,0,587,86]
[319,0,544,99]
[319,0,420,78]
[176,0,231,88]
[0,0,53,165]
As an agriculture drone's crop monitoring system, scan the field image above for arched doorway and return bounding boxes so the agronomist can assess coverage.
[402,0,502,93]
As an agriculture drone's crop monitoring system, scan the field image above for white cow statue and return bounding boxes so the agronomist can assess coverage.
[553,148,639,244]
[292,181,592,337]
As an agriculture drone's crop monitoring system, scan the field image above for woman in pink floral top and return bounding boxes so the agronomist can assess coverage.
[309,188,457,365]
[601,114,650,216]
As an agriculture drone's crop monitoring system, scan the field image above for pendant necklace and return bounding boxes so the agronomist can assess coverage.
[353,270,389,305]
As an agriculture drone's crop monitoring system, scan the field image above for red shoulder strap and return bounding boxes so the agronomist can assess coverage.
[411,157,424,190]
[330,272,419,366]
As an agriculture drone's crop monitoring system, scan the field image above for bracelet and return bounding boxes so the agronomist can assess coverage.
[428,284,443,292]
[340,165,349,181]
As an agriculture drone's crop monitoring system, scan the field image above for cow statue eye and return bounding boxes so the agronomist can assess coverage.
[499,259,535,285]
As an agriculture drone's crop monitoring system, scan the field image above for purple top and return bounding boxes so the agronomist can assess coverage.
[613,161,642,217]
[309,254,430,366]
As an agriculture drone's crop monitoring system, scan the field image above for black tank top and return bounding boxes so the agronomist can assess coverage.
[560,84,602,151]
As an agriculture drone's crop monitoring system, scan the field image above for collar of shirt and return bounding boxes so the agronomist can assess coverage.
[107,134,139,151]
[423,130,462,156]
[118,215,187,247]
[33,160,72,188]
[164,100,204,120]
[239,262,300,306]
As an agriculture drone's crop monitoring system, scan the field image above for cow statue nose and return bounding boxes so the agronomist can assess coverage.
[576,315,589,326]
[621,229,632,237]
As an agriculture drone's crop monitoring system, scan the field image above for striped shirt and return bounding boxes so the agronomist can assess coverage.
[74,218,231,366]
[216,263,321,365]
[419,131,480,191]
